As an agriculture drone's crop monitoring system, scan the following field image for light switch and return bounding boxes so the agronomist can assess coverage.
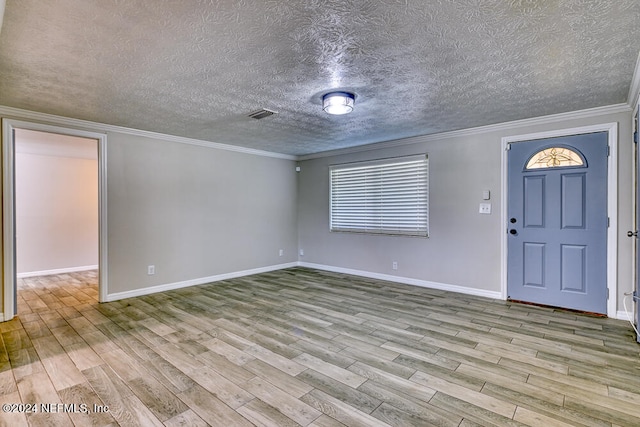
[479,203,491,214]
[482,190,490,200]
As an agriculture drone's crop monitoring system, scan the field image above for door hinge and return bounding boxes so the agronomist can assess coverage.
[607,145,610,156]
[607,217,610,227]
[506,143,511,151]
[607,288,609,300]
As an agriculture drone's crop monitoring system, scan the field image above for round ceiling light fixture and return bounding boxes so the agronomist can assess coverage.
[322,91,355,115]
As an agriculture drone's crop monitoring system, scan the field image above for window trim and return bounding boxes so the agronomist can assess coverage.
[329,154,429,237]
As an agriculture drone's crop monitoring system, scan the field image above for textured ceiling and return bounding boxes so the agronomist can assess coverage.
[0,0,639,156]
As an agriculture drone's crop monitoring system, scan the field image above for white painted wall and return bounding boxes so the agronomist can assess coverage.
[297,109,634,312]
[15,130,98,276]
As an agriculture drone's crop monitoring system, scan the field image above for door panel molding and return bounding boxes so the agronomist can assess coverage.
[501,123,618,317]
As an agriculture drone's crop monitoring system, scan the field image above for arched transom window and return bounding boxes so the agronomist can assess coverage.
[525,147,585,170]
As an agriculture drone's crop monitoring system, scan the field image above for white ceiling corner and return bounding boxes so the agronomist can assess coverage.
[0,0,639,156]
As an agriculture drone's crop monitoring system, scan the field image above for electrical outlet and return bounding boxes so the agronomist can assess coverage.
[147,265,155,275]
[479,203,492,214]
[392,261,398,270]
[279,249,284,256]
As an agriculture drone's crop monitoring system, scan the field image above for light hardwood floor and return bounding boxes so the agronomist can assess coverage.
[1,268,640,426]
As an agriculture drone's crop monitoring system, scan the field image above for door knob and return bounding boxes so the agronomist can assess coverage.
[627,230,638,237]
[510,218,517,223]
[509,229,517,235]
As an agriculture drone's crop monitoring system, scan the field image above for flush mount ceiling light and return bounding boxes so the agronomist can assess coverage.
[322,91,355,115]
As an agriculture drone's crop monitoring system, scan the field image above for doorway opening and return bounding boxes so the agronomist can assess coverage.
[2,119,108,321]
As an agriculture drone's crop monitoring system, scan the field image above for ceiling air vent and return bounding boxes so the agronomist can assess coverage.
[248,109,277,120]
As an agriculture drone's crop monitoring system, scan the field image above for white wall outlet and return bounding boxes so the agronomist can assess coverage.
[299,249,304,256]
[147,265,155,275]
[392,261,398,270]
[479,203,492,214]
[279,249,284,256]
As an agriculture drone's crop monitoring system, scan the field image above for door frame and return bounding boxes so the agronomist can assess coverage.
[501,123,618,317]
[2,119,108,321]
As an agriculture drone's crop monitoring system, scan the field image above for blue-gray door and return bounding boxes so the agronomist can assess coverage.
[507,132,608,314]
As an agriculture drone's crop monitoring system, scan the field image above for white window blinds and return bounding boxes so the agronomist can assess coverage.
[330,154,429,237]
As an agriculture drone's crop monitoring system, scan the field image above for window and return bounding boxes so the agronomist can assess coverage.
[525,147,584,170]
[330,154,428,237]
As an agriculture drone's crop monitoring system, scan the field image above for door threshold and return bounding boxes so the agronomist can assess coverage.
[507,299,607,318]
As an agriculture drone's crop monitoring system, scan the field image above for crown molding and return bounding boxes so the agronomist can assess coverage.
[1,102,631,163]
[298,103,632,161]
[0,105,297,161]
[627,50,640,110]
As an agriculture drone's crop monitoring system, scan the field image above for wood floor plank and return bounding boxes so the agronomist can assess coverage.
[38,353,86,391]
[245,344,307,376]
[163,408,209,427]
[526,373,608,399]
[58,381,117,426]
[0,391,29,427]
[429,391,526,427]
[0,370,17,396]
[237,398,303,427]
[309,414,347,427]
[410,370,517,419]
[244,359,313,398]
[242,376,323,425]
[357,379,462,427]
[297,368,382,414]
[83,364,164,427]
[348,361,436,403]
[15,371,72,427]
[370,402,442,427]
[199,336,256,365]
[512,407,578,427]
[63,341,107,371]
[189,365,254,409]
[7,347,44,381]
[301,388,393,427]
[481,382,610,427]
[2,268,639,426]
[293,353,366,388]
[127,374,190,421]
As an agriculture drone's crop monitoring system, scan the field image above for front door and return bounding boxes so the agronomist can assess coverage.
[507,132,608,314]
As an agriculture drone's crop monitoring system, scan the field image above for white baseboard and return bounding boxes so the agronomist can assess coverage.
[617,310,635,322]
[11,261,631,323]
[106,261,501,303]
[17,265,99,279]
[105,262,299,302]
[297,262,503,300]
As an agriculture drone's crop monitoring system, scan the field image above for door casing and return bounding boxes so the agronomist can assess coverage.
[501,123,618,317]
[2,119,108,321]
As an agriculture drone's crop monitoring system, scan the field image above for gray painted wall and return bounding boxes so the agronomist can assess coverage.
[297,111,633,309]
[106,132,298,295]
[0,107,633,317]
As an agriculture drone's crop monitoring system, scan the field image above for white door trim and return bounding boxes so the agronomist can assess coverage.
[501,123,618,317]
[2,119,108,321]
